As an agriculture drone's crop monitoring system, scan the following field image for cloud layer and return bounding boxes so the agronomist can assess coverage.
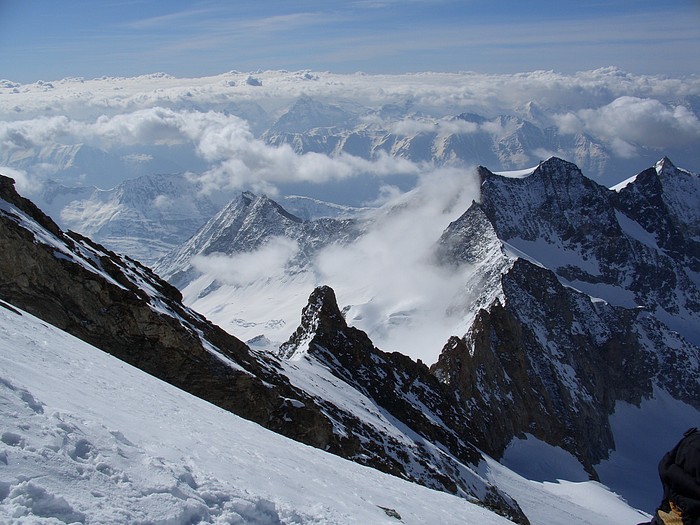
[0,106,422,195]
[1,69,698,198]
[554,96,700,157]
[192,236,300,287]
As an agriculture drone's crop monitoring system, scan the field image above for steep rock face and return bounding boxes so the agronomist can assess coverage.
[432,157,700,475]
[432,259,658,476]
[478,157,700,345]
[613,157,700,272]
[279,286,529,525]
[0,174,336,450]
[435,201,513,322]
[155,191,359,288]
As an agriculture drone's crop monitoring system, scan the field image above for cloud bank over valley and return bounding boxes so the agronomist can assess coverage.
[0,68,698,206]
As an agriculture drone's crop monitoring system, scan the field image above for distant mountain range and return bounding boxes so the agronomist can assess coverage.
[8,91,699,213]
[38,173,222,266]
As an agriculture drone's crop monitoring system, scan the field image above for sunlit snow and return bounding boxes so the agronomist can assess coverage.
[0,300,652,524]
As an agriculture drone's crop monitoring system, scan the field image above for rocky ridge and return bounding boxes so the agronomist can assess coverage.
[154,190,361,288]
[432,157,700,476]
[279,285,528,524]
[0,174,527,522]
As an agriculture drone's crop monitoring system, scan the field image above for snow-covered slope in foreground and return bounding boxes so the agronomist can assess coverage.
[0,302,648,524]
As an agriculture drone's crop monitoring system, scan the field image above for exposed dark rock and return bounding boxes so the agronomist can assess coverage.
[432,157,700,478]
[432,258,657,476]
[0,173,334,450]
[281,285,530,525]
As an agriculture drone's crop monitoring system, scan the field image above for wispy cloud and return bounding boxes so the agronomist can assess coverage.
[240,12,332,31]
[126,7,223,30]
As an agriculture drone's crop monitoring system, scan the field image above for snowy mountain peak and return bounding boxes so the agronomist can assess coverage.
[432,157,700,498]
[477,156,614,245]
[483,157,591,187]
[268,95,355,134]
[655,155,676,174]
[35,172,223,266]
[156,191,359,293]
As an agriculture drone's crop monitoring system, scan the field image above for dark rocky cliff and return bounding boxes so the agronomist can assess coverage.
[432,157,700,477]
[0,174,334,448]
[280,285,529,524]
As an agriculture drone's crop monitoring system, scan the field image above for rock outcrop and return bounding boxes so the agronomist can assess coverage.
[280,285,529,524]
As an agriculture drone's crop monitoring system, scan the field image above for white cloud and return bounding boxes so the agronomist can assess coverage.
[389,118,479,137]
[1,69,699,197]
[152,194,174,210]
[195,142,422,195]
[0,107,423,196]
[554,96,700,153]
[313,165,481,359]
[0,166,41,195]
[3,69,699,125]
[192,237,300,287]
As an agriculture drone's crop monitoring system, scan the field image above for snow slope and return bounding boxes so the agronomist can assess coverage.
[0,300,510,524]
[0,300,648,524]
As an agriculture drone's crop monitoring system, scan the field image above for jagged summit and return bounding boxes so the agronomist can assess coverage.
[155,190,359,288]
[656,155,676,174]
[278,285,528,523]
[279,285,348,360]
[433,156,700,487]
[476,157,614,244]
[154,190,306,285]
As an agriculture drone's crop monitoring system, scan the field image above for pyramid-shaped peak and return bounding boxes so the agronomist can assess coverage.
[278,285,347,360]
[655,156,677,175]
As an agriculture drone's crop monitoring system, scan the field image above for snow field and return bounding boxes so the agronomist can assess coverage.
[0,302,514,524]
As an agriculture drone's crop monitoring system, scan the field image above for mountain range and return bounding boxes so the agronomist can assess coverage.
[1,155,698,523]
[153,156,700,510]
[0,171,527,522]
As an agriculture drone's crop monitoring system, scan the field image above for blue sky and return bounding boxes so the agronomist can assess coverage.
[1,0,699,82]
